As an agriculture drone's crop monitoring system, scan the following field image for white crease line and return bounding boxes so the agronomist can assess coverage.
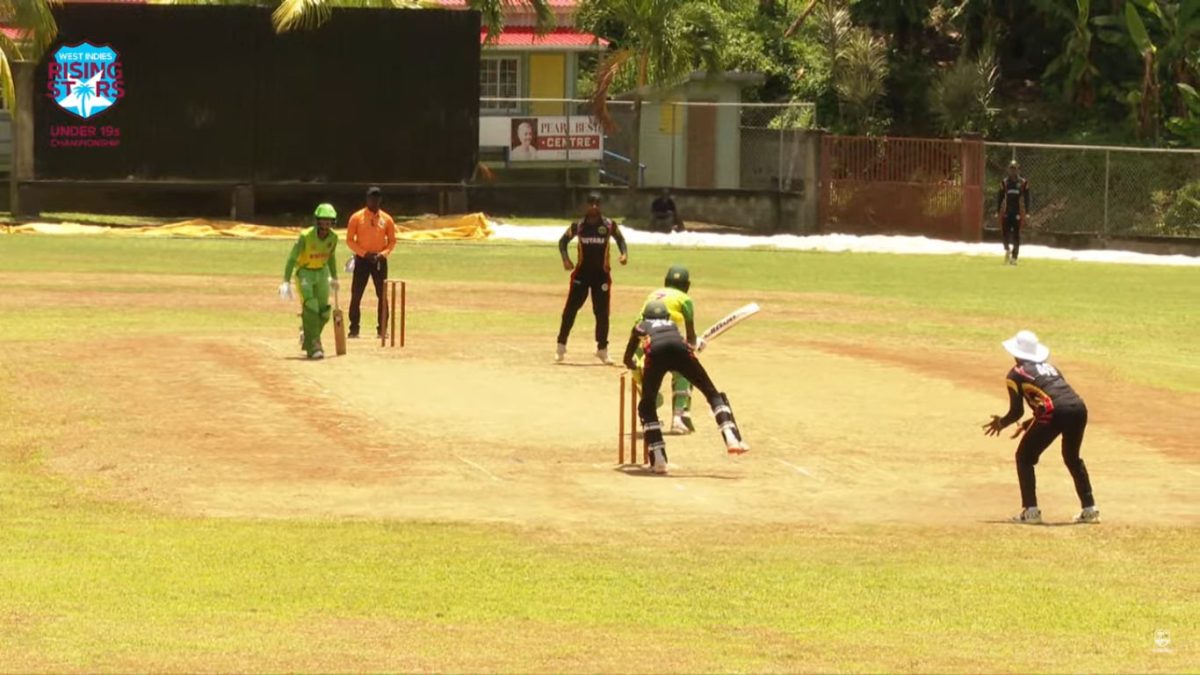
[774,458,816,479]
[456,455,503,482]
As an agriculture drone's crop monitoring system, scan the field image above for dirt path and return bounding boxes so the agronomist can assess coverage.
[27,325,1199,528]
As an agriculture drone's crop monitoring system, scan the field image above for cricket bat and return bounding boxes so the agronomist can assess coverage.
[332,291,347,356]
[697,303,760,351]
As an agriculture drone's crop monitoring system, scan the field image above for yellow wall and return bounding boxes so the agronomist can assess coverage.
[529,54,566,115]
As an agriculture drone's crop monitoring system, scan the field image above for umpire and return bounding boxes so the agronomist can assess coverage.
[346,186,397,339]
[996,160,1030,266]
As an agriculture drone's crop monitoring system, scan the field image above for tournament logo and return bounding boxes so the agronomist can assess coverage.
[597,225,608,235]
[47,42,124,120]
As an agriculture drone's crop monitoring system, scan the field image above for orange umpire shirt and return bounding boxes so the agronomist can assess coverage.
[346,208,397,258]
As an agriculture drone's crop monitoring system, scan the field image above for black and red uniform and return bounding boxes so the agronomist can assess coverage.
[556,216,627,349]
[622,318,743,464]
[997,360,1095,510]
[997,175,1031,260]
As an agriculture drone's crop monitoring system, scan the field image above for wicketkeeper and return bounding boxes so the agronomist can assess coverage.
[636,265,698,434]
[982,330,1099,524]
[280,203,340,360]
[623,300,749,475]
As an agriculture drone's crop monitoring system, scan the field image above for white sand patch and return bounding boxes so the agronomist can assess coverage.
[489,222,1200,267]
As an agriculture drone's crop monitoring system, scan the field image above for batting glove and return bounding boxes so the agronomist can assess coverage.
[278,282,293,301]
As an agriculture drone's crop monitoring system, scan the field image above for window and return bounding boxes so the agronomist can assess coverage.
[480,57,520,113]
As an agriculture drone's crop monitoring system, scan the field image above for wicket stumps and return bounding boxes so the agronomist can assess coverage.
[618,371,645,464]
[382,279,407,348]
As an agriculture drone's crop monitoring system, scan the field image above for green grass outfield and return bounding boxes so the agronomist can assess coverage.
[1,233,1198,672]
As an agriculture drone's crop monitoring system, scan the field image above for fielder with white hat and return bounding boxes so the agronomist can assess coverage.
[982,330,1100,524]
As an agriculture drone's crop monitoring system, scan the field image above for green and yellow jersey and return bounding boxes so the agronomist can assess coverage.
[640,287,695,344]
[283,226,339,281]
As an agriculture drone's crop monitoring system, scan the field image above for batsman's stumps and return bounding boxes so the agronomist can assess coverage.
[619,371,645,465]
[383,279,407,348]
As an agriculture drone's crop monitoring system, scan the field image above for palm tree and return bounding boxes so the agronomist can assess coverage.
[579,0,724,191]
[0,0,59,111]
[271,0,554,42]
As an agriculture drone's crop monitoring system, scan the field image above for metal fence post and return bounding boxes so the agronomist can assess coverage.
[777,112,784,192]
[1103,149,1111,238]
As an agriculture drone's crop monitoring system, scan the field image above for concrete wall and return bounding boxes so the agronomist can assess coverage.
[467,185,815,234]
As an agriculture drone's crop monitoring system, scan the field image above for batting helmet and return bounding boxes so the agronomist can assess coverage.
[314,203,337,220]
[664,265,690,292]
[643,300,670,320]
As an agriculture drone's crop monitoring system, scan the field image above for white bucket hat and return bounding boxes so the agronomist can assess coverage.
[1003,330,1050,363]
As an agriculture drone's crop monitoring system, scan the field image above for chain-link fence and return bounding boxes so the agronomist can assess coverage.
[477,98,815,190]
[985,142,1200,237]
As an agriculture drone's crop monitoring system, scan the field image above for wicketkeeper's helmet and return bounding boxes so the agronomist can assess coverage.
[643,300,670,320]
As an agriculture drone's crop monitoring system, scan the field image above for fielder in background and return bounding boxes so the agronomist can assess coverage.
[346,186,397,339]
[555,192,628,365]
[996,160,1031,266]
[983,330,1099,524]
[280,203,341,360]
[623,300,749,475]
[637,266,698,434]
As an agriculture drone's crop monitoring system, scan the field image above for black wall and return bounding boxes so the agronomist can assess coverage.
[35,5,480,183]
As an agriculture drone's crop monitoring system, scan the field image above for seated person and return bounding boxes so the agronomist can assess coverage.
[650,189,685,232]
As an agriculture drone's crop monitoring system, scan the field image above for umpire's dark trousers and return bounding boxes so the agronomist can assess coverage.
[1015,405,1095,509]
[349,254,387,336]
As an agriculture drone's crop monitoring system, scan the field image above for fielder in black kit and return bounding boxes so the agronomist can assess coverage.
[555,192,628,365]
[996,160,1031,265]
[983,330,1099,525]
[623,301,749,475]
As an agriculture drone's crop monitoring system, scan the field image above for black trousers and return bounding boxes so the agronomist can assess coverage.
[1002,213,1021,258]
[556,272,611,349]
[638,343,738,461]
[639,344,720,422]
[1015,406,1095,509]
[349,254,388,335]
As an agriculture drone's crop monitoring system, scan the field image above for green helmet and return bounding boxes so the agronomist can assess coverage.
[314,203,337,221]
[643,300,670,320]
[664,265,690,292]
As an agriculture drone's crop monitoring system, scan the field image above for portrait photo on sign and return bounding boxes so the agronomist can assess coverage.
[510,118,539,161]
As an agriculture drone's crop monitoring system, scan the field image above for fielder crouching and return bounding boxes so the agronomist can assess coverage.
[622,300,749,475]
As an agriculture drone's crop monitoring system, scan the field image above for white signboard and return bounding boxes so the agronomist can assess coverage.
[480,115,603,162]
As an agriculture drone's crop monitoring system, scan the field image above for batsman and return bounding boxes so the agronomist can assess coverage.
[623,300,749,475]
[279,203,341,360]
[637,265,699,434]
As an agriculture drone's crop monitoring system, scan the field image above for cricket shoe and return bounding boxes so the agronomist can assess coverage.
[1073,507,1101,524]
[555,343,566,363]
[1004,251,1011,264]
[595,349,613,365]
[722,428,751,455]
[670,415,693,435]
[650,447,669,475]
[310,350,325,360]
[1010,258,1019,266]
[1011,507,1042,524]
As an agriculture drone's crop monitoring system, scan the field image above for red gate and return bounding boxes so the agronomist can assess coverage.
[819,135,984,241]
